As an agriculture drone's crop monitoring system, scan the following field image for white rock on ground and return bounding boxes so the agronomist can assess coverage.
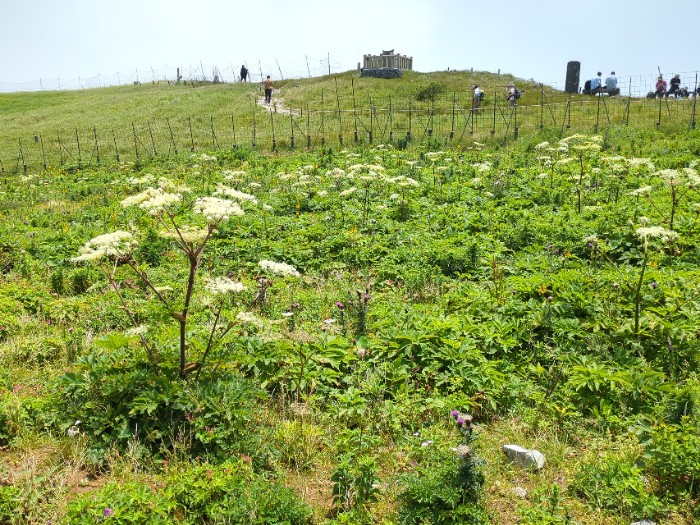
[502,444,546,471]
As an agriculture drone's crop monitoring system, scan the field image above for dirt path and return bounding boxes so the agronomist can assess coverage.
[256,91,300,116]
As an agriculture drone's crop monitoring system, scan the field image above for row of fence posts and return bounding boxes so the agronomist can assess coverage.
[3,83,699,175]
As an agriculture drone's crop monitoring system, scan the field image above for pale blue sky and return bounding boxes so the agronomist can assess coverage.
[0,0,698,92]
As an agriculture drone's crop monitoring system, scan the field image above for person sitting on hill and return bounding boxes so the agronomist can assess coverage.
[655,75,667,98]
[605,71,618,95]
[667,73,681,98]
[590,72,603,93]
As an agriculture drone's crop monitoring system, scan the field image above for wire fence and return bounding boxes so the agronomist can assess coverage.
[1,86,698,176]
[0,57,343,93]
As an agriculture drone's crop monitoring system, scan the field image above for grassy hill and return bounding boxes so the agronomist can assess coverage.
[2,68,695,174]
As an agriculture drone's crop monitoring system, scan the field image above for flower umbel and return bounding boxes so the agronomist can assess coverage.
[72,231,137,262]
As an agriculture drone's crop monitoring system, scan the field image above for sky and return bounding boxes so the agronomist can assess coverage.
[0,0,698,93]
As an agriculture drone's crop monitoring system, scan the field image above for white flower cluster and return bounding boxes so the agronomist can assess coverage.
[259,259,300,277]
[627,158,655,170]
[339,187,357,197]
[72,230,137,262]
[206,276,247,295]
[193,196,244,222]
[126,325,149,336]
[635,226,679,243]
[387,176,420,187]
[236,311,264,327]
[534,141,550,150]
[658,169,683,186]
[425,151,446,161]
[223,169,247,181]
[473,161,491,173]
[213,184,258,204]
[121,187,182,214]
[126,174,155,185]
[159,225,210,244]
[158,177,191,193]
[326,167,346,178]
[628,185,653,197]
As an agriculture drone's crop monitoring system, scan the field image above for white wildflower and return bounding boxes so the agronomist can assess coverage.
[121,187,182,214]
[72,231,137,262]
[259,259,300,277]
[627,158,655,170]
[126,325,149,336]
[658,169,683,186]
[159,225,210,244]
[236,311,264,328]
[629,186,653,197]
[126,174,155,184]
[339,187,357,197]
[636,226,679,243]
[213,184,258,204]
[193,197,244,222]
[206,277,246,295]
[534,141,550,150]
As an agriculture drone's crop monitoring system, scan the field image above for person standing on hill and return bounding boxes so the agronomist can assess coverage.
[240,65,249,82]
[506,82,519,107]
[472,84,482,114]
[263,75,274,104]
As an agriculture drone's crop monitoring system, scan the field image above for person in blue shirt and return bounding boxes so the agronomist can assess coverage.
[590,72,603,92]
[605,71,618,94]
[605,71,617,91]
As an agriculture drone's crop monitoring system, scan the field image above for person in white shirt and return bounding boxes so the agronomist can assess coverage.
[472,84,482,113]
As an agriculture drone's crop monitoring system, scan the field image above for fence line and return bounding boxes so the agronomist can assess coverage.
[0,57,343,94]
[1,91,698,176]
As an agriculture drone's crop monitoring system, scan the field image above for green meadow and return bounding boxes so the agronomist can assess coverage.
[1,70,700,524]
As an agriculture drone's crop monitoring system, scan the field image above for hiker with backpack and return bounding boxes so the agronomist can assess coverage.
[506,82,521,107]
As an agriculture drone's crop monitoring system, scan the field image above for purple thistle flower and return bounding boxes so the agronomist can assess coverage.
[450,409,459,419]
[456,417,465,426]
[651,282,658,289]
[547,296,553,302]
[335,301,345,310]
[103,508,114,518]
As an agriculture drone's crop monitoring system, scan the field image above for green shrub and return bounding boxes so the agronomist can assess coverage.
[415,82,446,102]
[569,453,663,519]
[397,428,487,524]
[642,420,700,498]
[55,341,269,463]
[0,393,25,446]
[62,459,313,524]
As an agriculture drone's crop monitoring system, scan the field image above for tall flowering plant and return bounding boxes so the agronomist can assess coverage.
[72,182,247,379]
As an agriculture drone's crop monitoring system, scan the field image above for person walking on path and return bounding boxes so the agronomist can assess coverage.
[506,82,519,107]
[263,75,274,104]
[240,65,248,82]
